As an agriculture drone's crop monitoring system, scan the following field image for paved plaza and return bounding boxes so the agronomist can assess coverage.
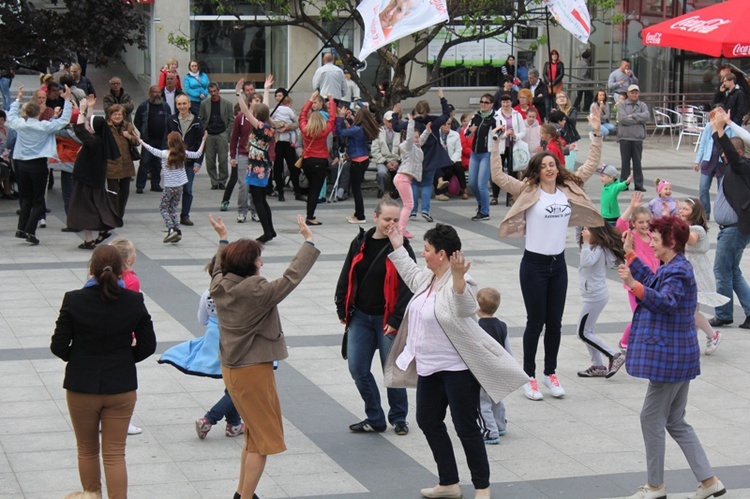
[1,66,750,498]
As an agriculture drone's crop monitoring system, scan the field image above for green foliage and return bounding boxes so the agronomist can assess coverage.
[168,33,192,52]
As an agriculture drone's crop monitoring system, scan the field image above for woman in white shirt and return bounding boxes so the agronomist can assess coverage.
[384,224,527,499]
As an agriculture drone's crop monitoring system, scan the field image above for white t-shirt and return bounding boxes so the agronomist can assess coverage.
[525,188,571,255]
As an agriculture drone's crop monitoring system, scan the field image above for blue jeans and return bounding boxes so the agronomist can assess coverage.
[713,226,750,321]
[135,146,162,190]
[411,168,436,216]
[519,250,568,377]
[347,309,408,427]
[600,123,616,137]
[468,152,491,215]
[205,389,241,426]
[181,165,196,219]
[699,173,716,220]
[0,77,11,111]
[417,369,489,489]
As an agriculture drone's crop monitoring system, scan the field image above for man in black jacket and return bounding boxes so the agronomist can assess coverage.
[713,73,748,126]
[168,94,204,226]
[521,69,548,122]
[134,86,171,193]
[709,109,750,329]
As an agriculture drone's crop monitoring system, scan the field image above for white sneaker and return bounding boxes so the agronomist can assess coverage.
[38,218,46,228]
[627,484,667,499]
[705,331,722,355]
[542,374,565,398]
[236,213,247,223]
[522,379,543,401]
[688,479,726,499]
[127,424,142,435]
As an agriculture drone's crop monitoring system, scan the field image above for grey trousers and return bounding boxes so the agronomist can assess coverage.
[205,134,229,187]
[577,296,616,366]
[235,155,256,216]
[477,338,512,439]
[641,380,714,486]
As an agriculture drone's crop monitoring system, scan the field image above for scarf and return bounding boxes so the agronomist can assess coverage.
[91,116,121,162]
[83,277,126,288]
[188,70,200,79]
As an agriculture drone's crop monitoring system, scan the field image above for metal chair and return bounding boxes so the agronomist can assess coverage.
[652,107,677,147]
[677,111,704,151]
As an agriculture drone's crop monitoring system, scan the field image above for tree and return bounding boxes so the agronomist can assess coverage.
[174,0,615,111]
[0,0,147,72]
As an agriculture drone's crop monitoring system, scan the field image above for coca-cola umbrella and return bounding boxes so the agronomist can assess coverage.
[642,0,750,58]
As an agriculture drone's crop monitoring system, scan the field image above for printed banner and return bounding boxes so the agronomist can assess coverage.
[426,27,513,68]
[357,0,450,60]
[544,0,591,44]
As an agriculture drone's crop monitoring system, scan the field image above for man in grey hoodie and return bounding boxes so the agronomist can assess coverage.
[617,84,649,192]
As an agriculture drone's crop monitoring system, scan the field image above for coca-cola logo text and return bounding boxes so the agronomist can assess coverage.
[670,15,730,34]
[645,32,662,45]
[732,44,750,57]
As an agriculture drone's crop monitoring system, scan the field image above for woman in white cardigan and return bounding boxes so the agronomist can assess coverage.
[384,223,526,499]
[491,94,526,206]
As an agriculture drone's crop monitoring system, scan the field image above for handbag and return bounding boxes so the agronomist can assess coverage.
[512,140,531,172]
[295,129,320,168]
[129,143,141,161]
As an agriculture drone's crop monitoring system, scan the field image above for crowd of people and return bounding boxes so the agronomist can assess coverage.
[2,54,744,499]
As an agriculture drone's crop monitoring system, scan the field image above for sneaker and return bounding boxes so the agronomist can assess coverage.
[497,428,507,436]
[619,340,628,354]
[409,213,417,219]
[542,374,565,398]
[626,484,667,499]
[419,484,462,499]
[195,417,212,439]
[163,228,178,243]
[606,353,626,378]
[237,214,247,223]
[688,479,726,499]
[394,421,409,435]
[471,212,490,221]
[251,213,260,223]
[349,420,387,433]
[220,200,229,211]
[38,218,46,228]
[739,317,750,329]
[172,229,182,243]
[705,331,722,355]
[577,365,608,378]
[436,179,449,191]
[484,437,500,445]
[523,379,543,401]
[403,230,414,239]
[225,422,245,437]
[422,212,434,223]
[127,424,142,435]
[347,216,367,224]
[436,194,450,201]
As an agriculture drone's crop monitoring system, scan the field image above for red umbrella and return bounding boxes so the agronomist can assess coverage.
[641,0,750,58]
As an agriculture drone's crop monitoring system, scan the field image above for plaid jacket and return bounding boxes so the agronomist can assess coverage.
[625,253,701,383]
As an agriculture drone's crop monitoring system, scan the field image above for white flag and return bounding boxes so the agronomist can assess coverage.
[357,0,450,60]
[544,0,591,44]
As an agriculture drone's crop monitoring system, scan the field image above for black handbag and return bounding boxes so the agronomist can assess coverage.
[129,143,141,161]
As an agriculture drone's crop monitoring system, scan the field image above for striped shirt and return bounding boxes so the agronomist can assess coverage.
[141,142,202,188]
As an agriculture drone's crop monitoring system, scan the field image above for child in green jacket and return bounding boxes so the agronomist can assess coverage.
[598,164,631,224]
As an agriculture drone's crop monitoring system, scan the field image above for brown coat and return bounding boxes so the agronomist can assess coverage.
[490,134,604,238]
[106,122,138,179]
[211,241,320,368]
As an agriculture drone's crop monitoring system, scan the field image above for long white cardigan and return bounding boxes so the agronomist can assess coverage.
[383,246,528,403]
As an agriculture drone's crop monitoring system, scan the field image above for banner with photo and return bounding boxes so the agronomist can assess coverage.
[544,0,591,44]
[357,0,450,60]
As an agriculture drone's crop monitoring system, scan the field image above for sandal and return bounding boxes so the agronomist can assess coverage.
[306,219,322,226]
[78,240,96,250]
[490,198,499,206]
[94,231,112,244]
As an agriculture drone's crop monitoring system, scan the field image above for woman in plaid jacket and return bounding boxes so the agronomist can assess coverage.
[618,216,725,499]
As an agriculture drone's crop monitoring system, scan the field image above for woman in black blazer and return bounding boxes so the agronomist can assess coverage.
[51,245,156,499]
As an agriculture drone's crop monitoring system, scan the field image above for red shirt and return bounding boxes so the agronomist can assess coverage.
[299,99,337,159]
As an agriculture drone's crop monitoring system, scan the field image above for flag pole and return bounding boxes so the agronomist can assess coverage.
[545,6,553,91]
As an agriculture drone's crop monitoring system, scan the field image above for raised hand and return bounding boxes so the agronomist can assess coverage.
[235,78,245,95]
[436,87,444,100]
[618,263,636,288]
[16,85,24,101]
[450,251,471,277]
[621,229,634,254]
[630,191,643,207]
[587,104,601,132]
[310,90,319,101]
[297,214,313,242]
[386,223,404,250]
[264,74,274,90]
[208,213,228,240]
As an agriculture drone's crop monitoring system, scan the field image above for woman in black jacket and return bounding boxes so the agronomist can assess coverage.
[51,244,156,499]
[335,198,415,435]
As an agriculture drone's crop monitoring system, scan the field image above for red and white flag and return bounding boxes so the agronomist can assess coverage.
[544,0,591,44]
[357,0,449,60]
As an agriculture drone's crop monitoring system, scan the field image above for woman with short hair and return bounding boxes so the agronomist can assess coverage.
[106,104,139,219]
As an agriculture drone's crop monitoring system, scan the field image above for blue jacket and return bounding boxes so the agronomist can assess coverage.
[625,253,700,383]
[336,117,370,159]
[392,97,453,173]
[183,73,210,103]
[694,124,734,165]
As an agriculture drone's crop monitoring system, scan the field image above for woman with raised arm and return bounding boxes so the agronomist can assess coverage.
[208,213,320,499]
[490,108,604,401]
[299,91,337,225]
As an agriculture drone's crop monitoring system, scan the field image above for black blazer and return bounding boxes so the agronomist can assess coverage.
[715,132,750,234]
[51,286,156,394]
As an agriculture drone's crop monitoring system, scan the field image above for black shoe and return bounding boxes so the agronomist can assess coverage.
[295,194,307,202]
[218,183,225,190]
[349,420,386,433]
[211,185,219,190]
[26,234,40,245]
[163,228,179,243]
[136,188,144,194]
[377,189,384,199]
[172,229,182,243]
[14,230,27,239]
[180,216,194,226]
[45,208,51,213]
[256,233,275,243]
[150,186,163,192]
[278,193,285,202]
[61,227,80,233]
[394,421,409,435]
[422,212,434,223]
[471,212,490,221]
[634,186,647,192]
[740,317,750,329]
[708,317,732,327]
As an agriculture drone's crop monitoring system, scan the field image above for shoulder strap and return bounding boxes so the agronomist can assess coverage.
[354,242,392,301]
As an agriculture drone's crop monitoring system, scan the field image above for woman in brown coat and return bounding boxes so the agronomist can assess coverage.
[106,104,139,219]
